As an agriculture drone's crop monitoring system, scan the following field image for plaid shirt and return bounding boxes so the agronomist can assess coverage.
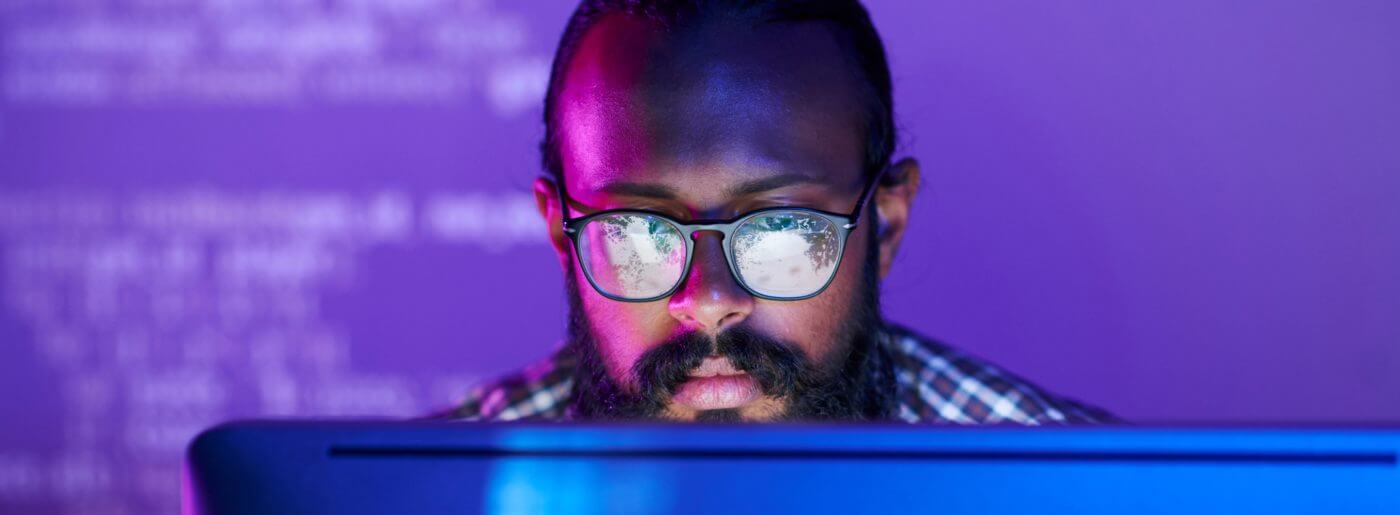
[437,323,1115,424]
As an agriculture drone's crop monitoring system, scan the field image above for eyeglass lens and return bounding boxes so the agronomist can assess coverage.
[577,213,688,299]
[576,210,842,300]
[731,211,841,298]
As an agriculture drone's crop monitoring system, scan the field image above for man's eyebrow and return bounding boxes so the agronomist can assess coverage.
[726,173,819,197]
[597,182,679,199]
[595,173,817,200]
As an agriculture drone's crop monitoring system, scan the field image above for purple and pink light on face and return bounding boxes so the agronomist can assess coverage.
[534,13,908,421]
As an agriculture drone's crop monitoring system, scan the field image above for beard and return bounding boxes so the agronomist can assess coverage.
[564,228,897,422]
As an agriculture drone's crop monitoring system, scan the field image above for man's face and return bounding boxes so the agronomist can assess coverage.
[535,14,914,421]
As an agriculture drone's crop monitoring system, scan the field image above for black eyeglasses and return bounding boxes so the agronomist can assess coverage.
[558,169,884,302]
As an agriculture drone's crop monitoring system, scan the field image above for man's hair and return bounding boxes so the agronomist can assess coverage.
[541,0,896,183]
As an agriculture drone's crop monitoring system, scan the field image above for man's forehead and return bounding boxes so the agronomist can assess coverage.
[556,12,867,202]
[584,154,825,204]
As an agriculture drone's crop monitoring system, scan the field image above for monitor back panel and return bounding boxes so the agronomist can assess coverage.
[185,421,1400,514]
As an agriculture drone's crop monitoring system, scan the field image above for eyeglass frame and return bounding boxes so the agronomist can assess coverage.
[556,166,887,302]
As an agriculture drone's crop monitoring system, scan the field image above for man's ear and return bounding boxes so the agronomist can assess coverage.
[534,176,573,271]
[874,157,922,280]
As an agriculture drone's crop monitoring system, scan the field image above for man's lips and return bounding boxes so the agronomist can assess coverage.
[671,356,760,410]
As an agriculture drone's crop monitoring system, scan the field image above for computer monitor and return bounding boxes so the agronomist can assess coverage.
[185,421,1400,514]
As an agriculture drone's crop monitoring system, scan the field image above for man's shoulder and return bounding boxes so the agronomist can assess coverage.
[881,323,1118,425]
[430,346,576,422]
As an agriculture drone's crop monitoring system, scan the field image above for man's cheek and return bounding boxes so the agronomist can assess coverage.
[583,298,671,389]
[750,292,850,362]
[599,342,644,390]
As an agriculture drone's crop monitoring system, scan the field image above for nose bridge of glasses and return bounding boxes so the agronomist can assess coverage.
[678,224,745,301]
[683,225,735,285]
[685,223,731,240]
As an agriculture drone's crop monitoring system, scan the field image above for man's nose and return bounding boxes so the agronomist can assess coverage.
[668,231,754,333]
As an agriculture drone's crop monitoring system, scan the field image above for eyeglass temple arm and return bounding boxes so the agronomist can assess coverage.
[845,165,889,229]
[553,178,579,233]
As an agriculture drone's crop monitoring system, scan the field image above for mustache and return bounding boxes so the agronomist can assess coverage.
[630,326,812,408]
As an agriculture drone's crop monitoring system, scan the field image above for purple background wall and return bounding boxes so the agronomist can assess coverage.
[1,0,1397,513]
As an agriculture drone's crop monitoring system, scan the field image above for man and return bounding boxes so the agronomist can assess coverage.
[441,0,1114,424]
